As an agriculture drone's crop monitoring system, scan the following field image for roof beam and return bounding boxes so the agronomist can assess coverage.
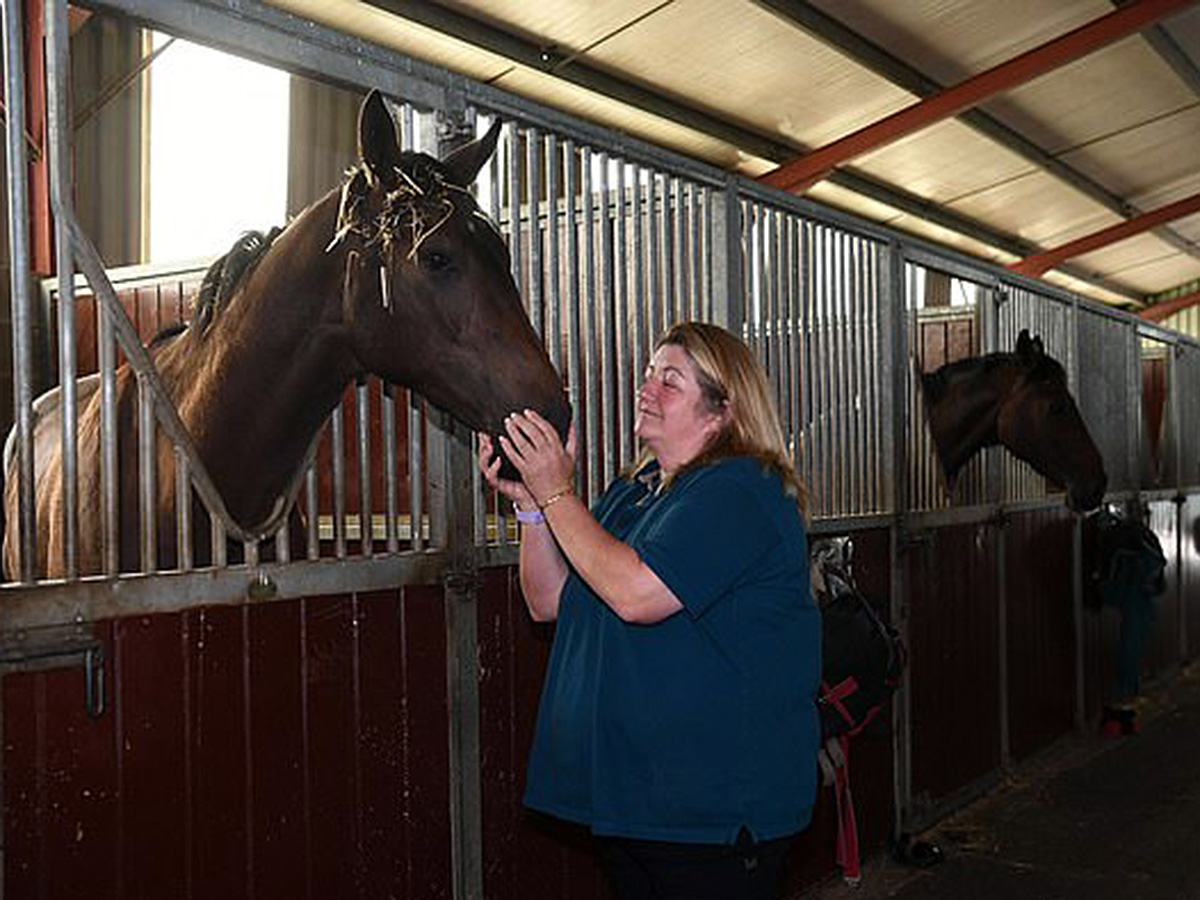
[752,0,1200,269]
[1139,288,1200,321]
[759,0,1196,193]
[1009,190,1200,276]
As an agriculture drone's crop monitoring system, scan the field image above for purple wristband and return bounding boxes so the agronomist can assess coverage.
[515,508,546,525]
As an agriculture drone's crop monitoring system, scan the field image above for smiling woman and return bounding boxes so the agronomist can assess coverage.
[147,33,289,263]
[478,321,820,900]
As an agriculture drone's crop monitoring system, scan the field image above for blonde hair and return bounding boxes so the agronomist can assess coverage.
[635,321,807,512]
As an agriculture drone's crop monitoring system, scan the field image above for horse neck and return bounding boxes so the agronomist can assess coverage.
[163,189,359,527]
[925,361,1019,477]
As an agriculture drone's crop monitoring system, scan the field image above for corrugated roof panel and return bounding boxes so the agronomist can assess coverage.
[1056,106,1200,202]
[1041,271,1138,307]
[580,0,916,148]
[806,0,1113,82]
[851,118,1033,203]
[947,169,1116,247]
[1073,232,1199,285]
[491,64,751,169]
[980,37,1196,154]
[443,0,665,48]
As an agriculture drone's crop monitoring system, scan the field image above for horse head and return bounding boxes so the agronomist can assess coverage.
[334,90,570,473]
[921,329,1107,512]
[995,330,1107,511]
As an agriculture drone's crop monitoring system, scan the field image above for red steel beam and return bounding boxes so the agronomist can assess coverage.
[1009,191,1200,277]
[759,0,1196,194]
[1140,289,1200,322]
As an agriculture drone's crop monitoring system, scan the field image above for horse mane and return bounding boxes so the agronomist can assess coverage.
[922,348,1065,405]
[192,227,283,334]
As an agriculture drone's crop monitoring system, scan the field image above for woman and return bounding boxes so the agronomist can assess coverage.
[478,322,820,900]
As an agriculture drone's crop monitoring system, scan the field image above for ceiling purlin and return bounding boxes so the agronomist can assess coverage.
[757,0,1195,194]
[752,0,1200,282]
[361,0,1144,303]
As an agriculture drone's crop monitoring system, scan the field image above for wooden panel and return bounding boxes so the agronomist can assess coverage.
[2,589,453,897]
[1005,508,1075,761]
[907,522,1002,804]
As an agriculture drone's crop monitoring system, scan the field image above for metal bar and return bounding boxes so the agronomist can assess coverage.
[616,160,632,466]
[305,464,319,560]
[565,140,583,498]
[631,164,646,375]
[582,147,600,501]
[356,381,373,557]
[3,0,36,583]
[137,377,156,573]
[175,449,192,571]
[331,402,347,559]
[382,383,399,554]
[45,0,78,578]
[648,172,662,342]
[546,134,562,372]
[760,0,1195,192]
[1140,288,1200,322]
[599,152,617,488]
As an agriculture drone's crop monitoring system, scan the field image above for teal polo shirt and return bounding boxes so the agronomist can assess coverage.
[523,456,821,844]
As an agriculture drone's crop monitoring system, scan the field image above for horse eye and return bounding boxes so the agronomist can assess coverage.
[421,249,452,272]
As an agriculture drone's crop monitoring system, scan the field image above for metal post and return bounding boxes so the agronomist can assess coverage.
[432,96,483,900]
[4,0,37,583]
[881,239,911,835]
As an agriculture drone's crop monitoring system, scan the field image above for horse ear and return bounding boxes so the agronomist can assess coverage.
[358,90,401,187]
[442,119,502,188]
[1032,335,1045,356]
[1016,328,1036,362]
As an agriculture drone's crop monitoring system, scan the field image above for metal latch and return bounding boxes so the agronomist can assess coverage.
[0,624,106,718]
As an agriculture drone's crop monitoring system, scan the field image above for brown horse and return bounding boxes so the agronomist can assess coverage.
[4,90,570,579]
[920,329,1106,512]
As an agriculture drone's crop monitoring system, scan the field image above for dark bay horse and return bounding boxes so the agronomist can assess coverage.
[920,329,1106,512]
[4,89,570,578]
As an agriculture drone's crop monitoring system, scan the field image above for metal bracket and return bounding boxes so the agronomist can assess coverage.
[0,624,106,718]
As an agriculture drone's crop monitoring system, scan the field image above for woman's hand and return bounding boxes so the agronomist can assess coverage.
[478,432,536,510]
[500,410,576,506]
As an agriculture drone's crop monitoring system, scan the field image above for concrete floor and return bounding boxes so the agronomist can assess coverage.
[805,666,1200,900]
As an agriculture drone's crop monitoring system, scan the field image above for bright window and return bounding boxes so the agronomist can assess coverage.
[147,34,289,263]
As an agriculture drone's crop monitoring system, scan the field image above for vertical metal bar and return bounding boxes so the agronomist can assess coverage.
[672,177,685,321]
[99,310,119,575]
[435,101,483,900]
[507,121,522,295]
[582,147,600,502]
[781,214,795,454]
[410,398,425,552]
[356,381,373,557]
[615,160,632,467]
[546,134,562,373]
[174,448,192,571]
[818,226,835,516]
[305,465,319,559]
[137,377,157,573]
[564,140,583,498]
[632,165,647,371]
[382,383,399,554]
[527,127,543,338]
[848,237,863,513]
[45,0,78,578]
[663,175,676,325]
[689,183,702,321]
[331,402,347,559]
[648,171,663,341]
[598,153,617,488]
[4,0,36,582]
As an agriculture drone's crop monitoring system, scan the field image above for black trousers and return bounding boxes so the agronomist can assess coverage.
[598,830,792,900]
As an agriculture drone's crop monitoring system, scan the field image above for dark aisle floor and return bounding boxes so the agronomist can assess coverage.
[806,666,1200,900]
